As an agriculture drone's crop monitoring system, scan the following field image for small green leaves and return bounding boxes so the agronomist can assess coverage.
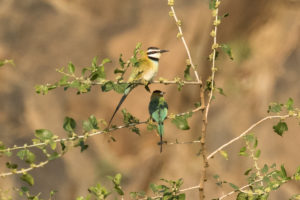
[209,0,217,9]
[149,178,185,199]
[76,140,89,152]
[220,44,233,60]
[220,150,228,160]
[108,173,124,196]
[83,115,99,132]
[63,116,76,134]
[68,62,75,74]
[6,162,18,169]
[183,64,192,81]
[286,98,294,111]
[239,146,247,156]
[20,173,34,186]
[273,121,288,136]
[121,109,140,135]
[171,112,192,130]
[122,109,139,125]
[88,183,110,199]
[35,129,54,142]
[293,166,300,181]
[268,103,283,113]
[0,59,14,67]
[17,150,35,164]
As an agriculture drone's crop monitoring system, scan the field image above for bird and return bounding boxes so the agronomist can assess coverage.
[148,90,168,153]
[107,47,168,128]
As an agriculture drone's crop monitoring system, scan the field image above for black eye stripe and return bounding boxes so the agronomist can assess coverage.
[148,56,159,61]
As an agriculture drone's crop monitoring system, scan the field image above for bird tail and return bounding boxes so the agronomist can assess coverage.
[107,85,133,128]
[158,122,164,153]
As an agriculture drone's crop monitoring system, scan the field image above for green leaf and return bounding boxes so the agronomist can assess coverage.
[76,140,89,152]
[88,183,110,199]
[261,164,269,174]
[273,121,288,136]
[244,168,252,176]
[63,117,76,133]
[90,66,106,81]
[119,54,125,69]
[49,152,60,160]
[228,182,239,190]
[133,42,142,56]
[17,150,35,164]
[0,59,14,67]
[101,58,111,65]
[183,64,192,81]
[108,173,124,196]
[20,173,34,186]
[223,13,229,18]
[178,193,185,200]
[255,149,261,158]
[91,56,98,69]
[147,123,157,131]
[35,129,54,141]
[220,150,228,160]
[131,126,140,135]
[209,0,217,9]
[81,67,89,76]
[217,88,226,96]
[237,192,248,200]
[58,75,68,86]
[293,166,300,181]
[239,146,247,156]
[6,162,18,169]
[113,83,128,94]
[83,115,99,132]
[101,81,114,92]
[122,109,139,125]
[268,103,283,113]
[171,113,192,130]
[68,62,75,74]
[280,165,287,179]
[286,98,294,111]
[220,44,233,60]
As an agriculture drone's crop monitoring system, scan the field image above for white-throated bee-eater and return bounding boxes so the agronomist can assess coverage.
[107,47,168,128]
[148,90,168,153]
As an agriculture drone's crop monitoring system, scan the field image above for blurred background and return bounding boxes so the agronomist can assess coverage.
[0,0,299,199]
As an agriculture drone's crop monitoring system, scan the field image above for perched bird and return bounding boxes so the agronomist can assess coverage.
[107,47,168,128]
[148,90,168,153]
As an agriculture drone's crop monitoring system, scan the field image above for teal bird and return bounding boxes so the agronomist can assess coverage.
[148,90,168,153]
[107,47,168,128]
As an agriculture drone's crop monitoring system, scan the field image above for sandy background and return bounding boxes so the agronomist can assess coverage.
[0,0,300,199]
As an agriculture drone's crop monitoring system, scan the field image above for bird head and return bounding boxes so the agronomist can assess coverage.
[147,47,169,61]
[151,90,166,98]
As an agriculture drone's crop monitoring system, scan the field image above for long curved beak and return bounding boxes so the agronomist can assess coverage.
[160,49,169,53]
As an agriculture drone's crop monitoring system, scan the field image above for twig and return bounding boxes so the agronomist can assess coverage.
[167,140,201,145]
[218,178,263,200]
[0,160,49,178]
[207,114,293,160]
[168,3,201,84]
[0,122,147,153]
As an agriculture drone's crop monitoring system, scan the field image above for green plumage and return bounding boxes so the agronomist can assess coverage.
[148,90,168,153]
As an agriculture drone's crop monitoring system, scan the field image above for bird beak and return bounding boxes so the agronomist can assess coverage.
[160,49,169,53]
[161,91,166,95]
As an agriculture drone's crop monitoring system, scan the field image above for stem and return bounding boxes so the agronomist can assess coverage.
[207,114,293,160]
[169,5,201,84]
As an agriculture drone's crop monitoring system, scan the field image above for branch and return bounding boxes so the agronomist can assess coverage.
[218,178,263,200]
[0,160,49,178]
[168,2,201,84]
[207,114,293,160]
